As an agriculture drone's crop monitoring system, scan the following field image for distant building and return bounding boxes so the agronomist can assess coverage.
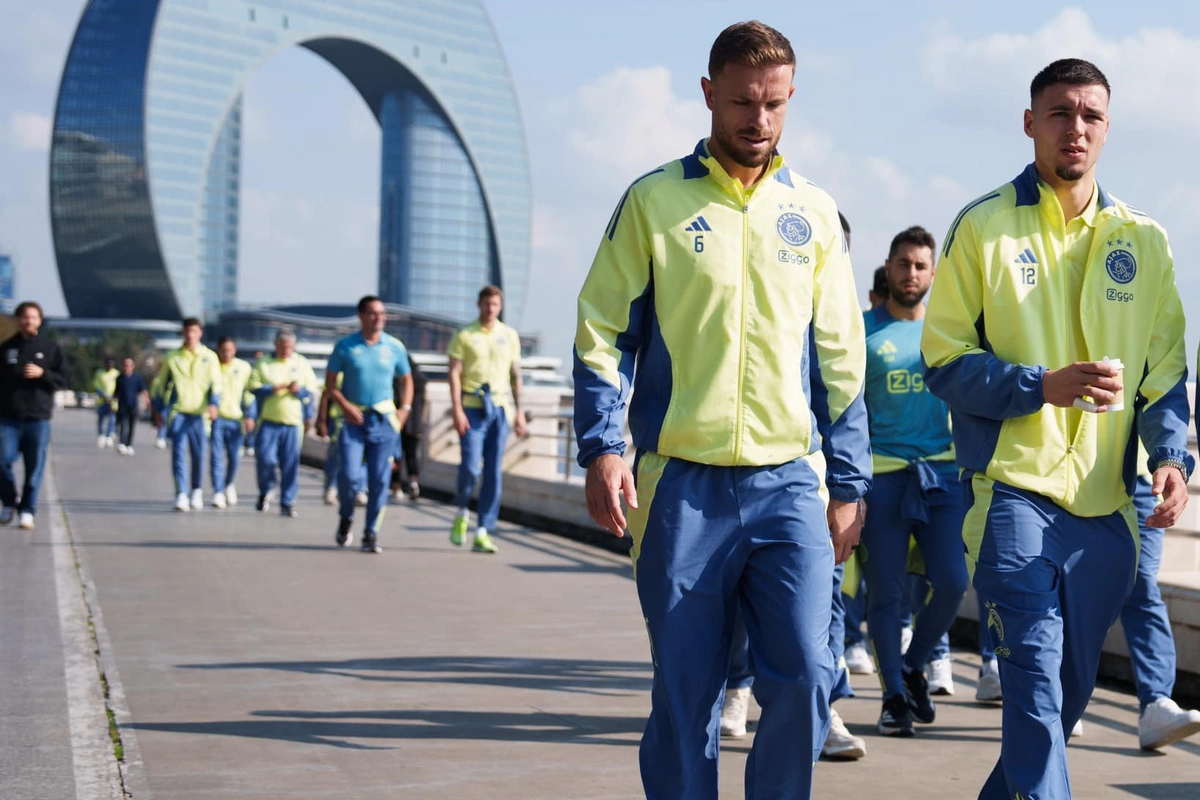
[50,0,531,328]
[0,254,13,315]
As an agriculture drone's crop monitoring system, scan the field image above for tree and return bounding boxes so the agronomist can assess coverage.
[47,329,157,392]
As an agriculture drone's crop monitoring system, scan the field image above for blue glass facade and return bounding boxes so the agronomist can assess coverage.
[51,0,531,327]
[0,255,14,315]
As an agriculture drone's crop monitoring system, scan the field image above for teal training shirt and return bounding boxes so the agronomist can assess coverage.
[327,332,411,409]
[864,305,952,471]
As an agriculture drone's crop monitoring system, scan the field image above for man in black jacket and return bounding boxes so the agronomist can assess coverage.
[0,302,68,529]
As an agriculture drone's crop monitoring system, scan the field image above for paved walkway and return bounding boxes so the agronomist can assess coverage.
[4,411,1200,799]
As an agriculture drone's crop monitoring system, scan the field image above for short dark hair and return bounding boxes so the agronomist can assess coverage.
[217,336,235,347]
[181,317,202,330]
[14,301,42,318]
[888,225,937,260]
[357,295,384,313]
[709,21,795,79]
[838,211,851,249]
[1030,58,1110,103]
[478,285,503,302]
[872,266,888,299]
[104,357,116,368]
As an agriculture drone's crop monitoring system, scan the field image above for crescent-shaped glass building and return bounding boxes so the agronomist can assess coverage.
[50,0,531,328]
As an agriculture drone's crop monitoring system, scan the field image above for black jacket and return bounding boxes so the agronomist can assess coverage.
[395,356,428,437]
[0,332,68,420]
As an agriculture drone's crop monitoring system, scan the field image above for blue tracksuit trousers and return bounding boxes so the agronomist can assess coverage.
[1120,476,1177,709]
[169,413,207,494]
[728,559,854,703]
[862,465,968,700]
[210,417,243,492]
[629,451,835,800]
[255,422,301,507]
[968,477,1137,800]
[337,411,397,536]
[455,403,509,531]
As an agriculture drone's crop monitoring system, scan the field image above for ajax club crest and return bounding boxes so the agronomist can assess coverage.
[1105,247,1136,285]
[776,212,812,247]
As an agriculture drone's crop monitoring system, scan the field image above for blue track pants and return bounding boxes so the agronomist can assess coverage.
[256,422,302,507]
[169,413,207,494]
[967,477,1137,800]
[629,451,835,800]
[210,417,243,492]
[337,412,397,536]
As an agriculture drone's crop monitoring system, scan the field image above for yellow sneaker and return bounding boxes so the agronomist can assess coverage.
[472,531,498,554]
[450,515,468,546]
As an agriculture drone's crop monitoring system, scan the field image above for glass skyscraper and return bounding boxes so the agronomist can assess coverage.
[50,0,531,327]
[0,254,14,315]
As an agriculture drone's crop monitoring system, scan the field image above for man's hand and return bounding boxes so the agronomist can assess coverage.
[827,498,864,565]
[395,409,410,431]
[1043,361,1122,410]
[23,363,44,380]
[342,405,364,426]
[315,418,328,439]
[206,404,218,422]
[514,410,527,438]
[152,413,163,429]
[453,408,469,438]
[1146,466,1189,528]
[585,453,638,536]
[288,381,301,395]
[244,418,256,434]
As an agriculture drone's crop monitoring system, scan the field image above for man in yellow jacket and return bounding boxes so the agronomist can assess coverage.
[575,22,869,799]
[247,328,317,517]
[151,318,221,512]
[92,358,118,448]
[210,336,253,509]
[921,59,1191,800]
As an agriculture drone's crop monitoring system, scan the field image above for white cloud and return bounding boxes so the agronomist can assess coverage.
[922,8,1200,136]
[7,111,52,153]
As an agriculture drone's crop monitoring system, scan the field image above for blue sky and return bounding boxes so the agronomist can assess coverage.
[2,1,1200,362]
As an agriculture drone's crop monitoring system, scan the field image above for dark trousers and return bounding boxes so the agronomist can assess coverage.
[116,410,138,448]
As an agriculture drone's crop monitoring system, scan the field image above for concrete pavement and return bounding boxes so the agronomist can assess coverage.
[4,410,1200,798]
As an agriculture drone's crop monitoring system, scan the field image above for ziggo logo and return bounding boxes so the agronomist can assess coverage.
[1106,288,1135,303]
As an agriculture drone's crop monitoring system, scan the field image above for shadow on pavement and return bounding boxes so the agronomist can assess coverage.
[1110,784,1200,800]
[130,707,643,750]
[178,655,652,696]
[74,540,338,552]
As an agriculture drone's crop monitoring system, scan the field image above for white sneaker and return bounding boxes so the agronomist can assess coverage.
[155,439,167,450]
[175,493,190,512]
[225,485,237,506]
[844,643,875,675]
[116,444,128,455]
[354,491,368,507]
[125,447,134,456]
[190,488,203,510]
[0,507,14,524]
[928,656,955,696]
[97,435,106,448]
[900,626,913,656]
[105,436,115,448]
[977,658,1003,702]
[18,512,34,530]
[823,707,866,760]
[212,491,226,509]
[323,487,337,506]
[1071,719,1083,738]
[720,686,751,738]
[1139,696,1200,750]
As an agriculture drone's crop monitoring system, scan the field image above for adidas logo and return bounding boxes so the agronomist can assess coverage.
[1013,248,1038,265]
[876,341,898,356]
[684,216,712,232]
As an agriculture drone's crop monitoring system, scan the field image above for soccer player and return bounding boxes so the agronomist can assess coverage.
[922,59,1191,799]
[247,329,317,517]
[867,265,889,309]
[575,21,869,798]
[151,318,221,512]
[92,357,119,448]
[210,336,253,508]
[447,285,526,554]
[319,296,412,553]
[859,225,967,737]
[0,301,67,530]
[113,358,148,455]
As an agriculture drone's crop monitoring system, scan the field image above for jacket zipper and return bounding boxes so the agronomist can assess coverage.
[733,199,750,464]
